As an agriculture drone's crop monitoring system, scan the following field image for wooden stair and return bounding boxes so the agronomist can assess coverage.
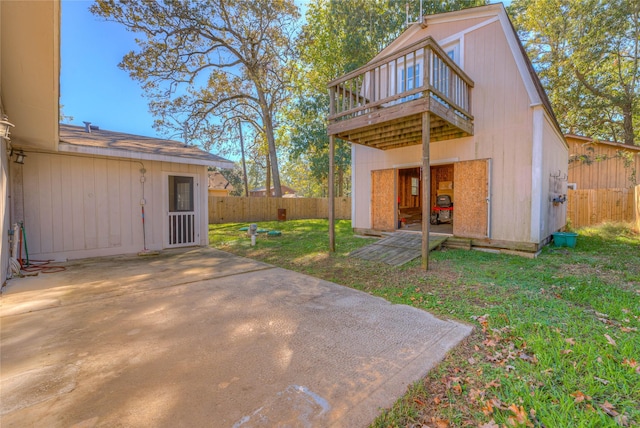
[442,237,472,250]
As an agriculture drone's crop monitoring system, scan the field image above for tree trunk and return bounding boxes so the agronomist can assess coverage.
[265,152,271,198]
[258,93,282,197]
[238,122,249,197]
[622,101,635,146]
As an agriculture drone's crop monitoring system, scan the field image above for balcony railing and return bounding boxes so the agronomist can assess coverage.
[328,36,474,137]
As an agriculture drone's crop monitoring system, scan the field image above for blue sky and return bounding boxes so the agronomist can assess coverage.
[61,1,510,141]
[61,1,159,138]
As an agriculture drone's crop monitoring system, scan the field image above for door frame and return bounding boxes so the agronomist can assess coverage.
[163,172,200,248]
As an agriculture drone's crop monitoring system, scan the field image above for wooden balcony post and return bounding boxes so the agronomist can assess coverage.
[329,134,335,252]
[421,111,431,270]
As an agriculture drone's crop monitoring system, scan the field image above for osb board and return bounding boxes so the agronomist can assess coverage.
[371,169,396,231]
[453,159,489,239]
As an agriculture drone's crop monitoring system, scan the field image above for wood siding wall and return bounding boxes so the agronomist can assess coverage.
[567,137,640,189]
[209,197,351,224]
[567,187,638,228]
[17,152,207,260]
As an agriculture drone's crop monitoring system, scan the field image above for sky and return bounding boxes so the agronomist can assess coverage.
[60,1,160,138]
[61,1,511,143]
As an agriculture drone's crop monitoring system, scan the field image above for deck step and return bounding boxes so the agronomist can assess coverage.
[443,237,472,250]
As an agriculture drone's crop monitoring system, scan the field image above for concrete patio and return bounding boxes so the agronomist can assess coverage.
[1,247,472,427]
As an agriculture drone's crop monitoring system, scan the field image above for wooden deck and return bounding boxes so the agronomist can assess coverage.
[327,36,474,149]
[349,232,448,266]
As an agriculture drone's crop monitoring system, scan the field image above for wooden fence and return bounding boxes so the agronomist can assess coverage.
[567,186,639,228]
[209,196,351,224]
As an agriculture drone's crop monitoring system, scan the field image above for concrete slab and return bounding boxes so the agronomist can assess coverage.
[1,247,472,427]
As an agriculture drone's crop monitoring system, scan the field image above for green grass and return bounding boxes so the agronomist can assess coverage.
[210,220,640,427]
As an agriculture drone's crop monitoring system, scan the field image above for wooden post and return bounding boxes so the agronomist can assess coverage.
[329,135,336,252]
[421,111,431,270]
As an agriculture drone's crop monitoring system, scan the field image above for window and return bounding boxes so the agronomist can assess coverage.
[169,176,194,212]
[411,177,420,196]
[397,59,423,102]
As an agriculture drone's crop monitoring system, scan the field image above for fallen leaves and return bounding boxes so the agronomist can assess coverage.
[604,333,617,347]
[571,390,591,403]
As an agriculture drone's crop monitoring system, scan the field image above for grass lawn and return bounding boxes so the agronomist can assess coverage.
[209,220,640,427]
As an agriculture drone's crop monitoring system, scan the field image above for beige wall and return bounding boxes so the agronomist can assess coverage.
[352,14,568,246]
[1,138,8,285]
[0,1,60,150]
[16,152,208,261]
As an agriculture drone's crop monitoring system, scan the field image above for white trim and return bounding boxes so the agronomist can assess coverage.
[438,16,498,46]
[497,10,541,105]
[530,107,544,242]
[163,172,201,248]
[58,143,235,169]
[392,157,458,168]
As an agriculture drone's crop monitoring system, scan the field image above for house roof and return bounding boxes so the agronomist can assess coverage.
[565,134,640,152]
[58,124,235,168]
[208,171,234,191]
[367,3,564,141]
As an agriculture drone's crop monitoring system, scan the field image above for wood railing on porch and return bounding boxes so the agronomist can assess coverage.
[328,36,474,130]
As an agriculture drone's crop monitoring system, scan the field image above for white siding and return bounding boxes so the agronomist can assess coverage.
[352,13,567,246]
[20,152,207,260]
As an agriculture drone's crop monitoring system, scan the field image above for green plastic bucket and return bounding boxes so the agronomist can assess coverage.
[553,232,578,248]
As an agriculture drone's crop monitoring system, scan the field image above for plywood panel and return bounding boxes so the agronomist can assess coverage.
[371,169,396,231]
[453,159,489,238]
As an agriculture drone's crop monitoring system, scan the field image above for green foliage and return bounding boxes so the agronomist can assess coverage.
[91,0,301,197]
[283,0,485,198]
[510,0,640,145]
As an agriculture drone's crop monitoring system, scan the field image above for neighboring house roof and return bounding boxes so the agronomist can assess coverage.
[58,124,234,168]
[367,3,564,143]
[566,134,640,152]
[208,171,234,191]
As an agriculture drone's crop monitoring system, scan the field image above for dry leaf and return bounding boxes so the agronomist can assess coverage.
[433,417,450,428]
[614,414,630,427]
[599,401,619,417]
[433,396,442,405]
[604,334,617,346]
[468,356,477,365]
[478,420,499,428]
[571,391,591,403]
[452,384,462,395]
[507,404,533,427]
[594,376,609,385]
[565,337,576,346]
[561,349,573,355]
[481,400,494,416]
[469,388,484,402]
[486,379,501,389]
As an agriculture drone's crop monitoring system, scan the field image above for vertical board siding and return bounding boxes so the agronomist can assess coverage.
[567,188,636,228]
[567,137,640,189]
[19,153,208,260]
[208,197,352,224]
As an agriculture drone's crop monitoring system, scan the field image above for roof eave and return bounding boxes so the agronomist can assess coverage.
[58,142,236,169]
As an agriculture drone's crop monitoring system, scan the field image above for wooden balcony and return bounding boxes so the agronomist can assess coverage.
[327,36,474,149]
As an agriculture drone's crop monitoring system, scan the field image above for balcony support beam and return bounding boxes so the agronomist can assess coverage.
[421,112,431,271]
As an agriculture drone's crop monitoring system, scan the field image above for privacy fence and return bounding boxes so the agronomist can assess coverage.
[567,186,640,229]
[208,196,351,224]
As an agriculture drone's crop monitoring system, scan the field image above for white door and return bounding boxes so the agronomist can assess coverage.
[166,174,199,247]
